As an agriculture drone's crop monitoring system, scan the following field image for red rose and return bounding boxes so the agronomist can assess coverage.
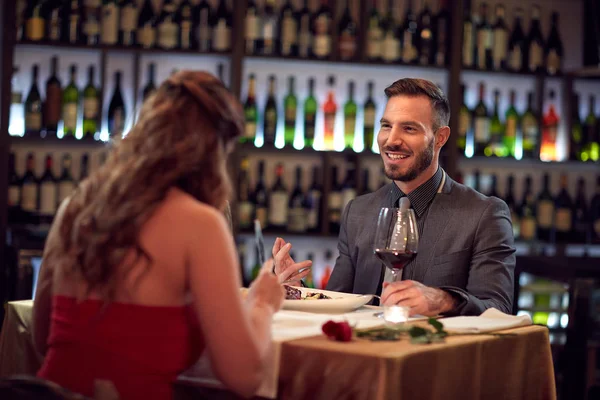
[322,320,353,342]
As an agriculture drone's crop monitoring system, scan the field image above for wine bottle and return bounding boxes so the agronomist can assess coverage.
[8,153,21,211]
[540,90,559,162]
[584,95,598,162]
[328,166,343,233]
[341,166,356,211]
[177,0,193,50]
[591,176,600,243]
[491,4,508,71]
[360,169,371,195]
[462,0,475,67]
[137,0,156,49]
[45,56,62,136]
[527,5,545,73]
[570,94,584,161]
[269,163,289,230]
[434,0,450,66]
[25,0,46,41]
[401,0,418,64]
[39,154,58,216]
[58,154,76,205]
[546,12,563,76]
[338,0,357,61]
[142,63,156,102]
[507,8,526,73]
[297,0,312,58]
[263,75,278,147]
[323,75,337,151]
[25,64,43,136]
[288,167,306,233]
[505,175,520,239]
[554,174,574,243]
[573,178,589,244]
[157,0,177,50]
[472,170,481,192]
[66,0,83,44]
[253,161,268,229]
[83,0,101,46]
[101,0,119,45]
[366,0,382,61]
[304,253,315,288]
[522,92,539,159]
[16,0,27,42]
[458,84,470,156]
[304,78,318,149]
[238,158,253,230]
[21,153,38,213]
[108,71,126,138]
[487,174,499,198]
[261,0,278,56]
[536,173,555,242]
[280,0,297,57]
[504,90,519,158]
[245,0,259,54]
[212,0,231,52]
[473,82,489,157]
[284,77,297,147]
[363,81,376,152]
[119,0,137,46]
[194,0,211,52]
[47,0,63,42]
[216,63,225,85]
[519,176,537,242]
[82,65,99,139]
[417,1,434,65]
[9,67,25,137]
[313,0,333,59]
[476,2,492,70]
[62,64,79,138]
[381,0,400,63]
[80,153,90,181]
[344,81,357,149]
[306,166,322,232]
[243,74,257,144]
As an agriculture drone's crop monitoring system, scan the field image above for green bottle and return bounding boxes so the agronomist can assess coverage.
[284,76,297,147]
[344,80,357,149]
[458,83,470,156]
[62,65,79,138]
[585,95,598,162]
[263,75,277,147]
[304,253,315,288]
[504,90,519,158]
[485,89,504,157]
[363,81,376,152]
[569,94,584,161]
[82,65,99,139]
[243,74,257,144]
[521,92,539,159]
[473,82,489,156]
[303,78,318,149]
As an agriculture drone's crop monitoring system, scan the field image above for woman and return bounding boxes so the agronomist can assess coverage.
[32,71,284,399]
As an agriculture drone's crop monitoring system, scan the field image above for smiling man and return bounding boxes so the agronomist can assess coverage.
[273,78,516,316]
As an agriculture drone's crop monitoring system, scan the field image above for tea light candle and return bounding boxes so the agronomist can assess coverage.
[383,305,410,327]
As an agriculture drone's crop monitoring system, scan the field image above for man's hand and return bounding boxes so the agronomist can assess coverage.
[272,237,312,286]
[380,280,457,316]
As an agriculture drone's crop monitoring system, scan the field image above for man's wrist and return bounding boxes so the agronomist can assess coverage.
[437,289,459,314]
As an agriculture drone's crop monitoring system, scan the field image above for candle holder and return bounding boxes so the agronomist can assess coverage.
[383,305,410,328]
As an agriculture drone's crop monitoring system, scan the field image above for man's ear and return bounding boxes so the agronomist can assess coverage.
[435,126,451,149]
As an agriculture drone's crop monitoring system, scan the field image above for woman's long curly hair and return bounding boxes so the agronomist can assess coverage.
[49,70,243,300]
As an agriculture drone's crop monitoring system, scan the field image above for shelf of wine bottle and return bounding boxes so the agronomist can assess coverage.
[10,134,107,147]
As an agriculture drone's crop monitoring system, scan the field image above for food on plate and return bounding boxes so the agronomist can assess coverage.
[283,285,332,300]
[303,292,332,300]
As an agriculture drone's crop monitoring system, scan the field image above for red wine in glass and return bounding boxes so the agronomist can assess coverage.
[374,249,417,271]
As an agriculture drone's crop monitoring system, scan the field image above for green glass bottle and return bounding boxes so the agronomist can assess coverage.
[363,81,376,152]
[283,76,297,147]
[485,89,504,157]
[473,82,489,156]
[62,65,79,138]
[303,78,317,149]
[585,95,598,162]
[82,66,99,139]
[569,94,584,161]
[521,92,539,159]
[504,90,519,158]
[458,83,470,156]
[344,80,357,149]
[263,75,277,147]
[243,74,257,144]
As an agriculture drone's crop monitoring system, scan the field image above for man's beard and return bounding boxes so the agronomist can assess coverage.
[384,139,434,182]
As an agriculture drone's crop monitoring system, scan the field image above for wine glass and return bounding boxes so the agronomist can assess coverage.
[373,207,419,281]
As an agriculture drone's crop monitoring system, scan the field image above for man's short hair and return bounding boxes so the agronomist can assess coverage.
[384,78,450,132]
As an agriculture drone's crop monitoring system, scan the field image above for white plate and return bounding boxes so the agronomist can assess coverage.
[282,287,374,314]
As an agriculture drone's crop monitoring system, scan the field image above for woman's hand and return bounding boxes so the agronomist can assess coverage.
[246,258,285,313]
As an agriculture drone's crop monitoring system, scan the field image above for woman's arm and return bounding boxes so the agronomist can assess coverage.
[185,204,282,398]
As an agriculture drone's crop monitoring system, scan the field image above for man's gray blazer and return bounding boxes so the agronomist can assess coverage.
[326,175,516,316]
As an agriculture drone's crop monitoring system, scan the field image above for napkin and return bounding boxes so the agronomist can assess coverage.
[440,308,533,334]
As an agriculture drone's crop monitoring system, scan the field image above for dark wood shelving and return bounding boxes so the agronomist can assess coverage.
[462,66,558,79]
[458,155,599,169]
[237,229,338,239]
[238,142,377,157]
[15,39,231,57]
[9,134,108,147]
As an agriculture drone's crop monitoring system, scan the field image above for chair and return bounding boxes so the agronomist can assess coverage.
[0,375,91,400]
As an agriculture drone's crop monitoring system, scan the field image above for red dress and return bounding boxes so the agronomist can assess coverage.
[38,296,204,400]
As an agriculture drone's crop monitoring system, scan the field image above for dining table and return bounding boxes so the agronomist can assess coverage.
[1,298,556,400]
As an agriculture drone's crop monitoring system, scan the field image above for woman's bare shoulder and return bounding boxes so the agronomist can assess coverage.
[161,188,227,228]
